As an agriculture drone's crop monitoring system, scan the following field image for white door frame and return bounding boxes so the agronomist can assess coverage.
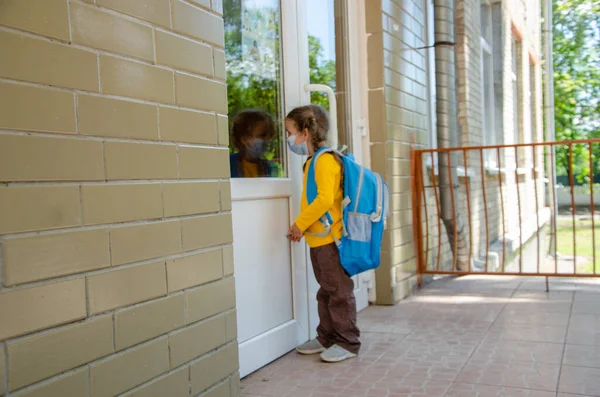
[233,0,311,378]
[234,0,372,375]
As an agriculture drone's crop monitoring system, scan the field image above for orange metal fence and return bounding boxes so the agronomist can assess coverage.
[411,139,600,285]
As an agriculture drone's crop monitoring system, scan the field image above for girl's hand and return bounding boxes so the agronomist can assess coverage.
[288,224,303,242]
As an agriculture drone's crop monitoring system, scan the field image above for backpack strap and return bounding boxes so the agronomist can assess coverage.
[305,147,342,245]
[370,173,384,222]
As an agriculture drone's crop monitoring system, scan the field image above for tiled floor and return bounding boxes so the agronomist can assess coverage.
[241,275,600,397]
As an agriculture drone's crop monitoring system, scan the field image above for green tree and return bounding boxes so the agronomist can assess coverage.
[552,0,600,183]
[223,0,338,166]
[308,35,336,109]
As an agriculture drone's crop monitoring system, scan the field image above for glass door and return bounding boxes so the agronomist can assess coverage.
[225,0,369,377]
[224,0,310,378]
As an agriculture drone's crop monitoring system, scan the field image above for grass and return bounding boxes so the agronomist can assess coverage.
[554,217,600,273]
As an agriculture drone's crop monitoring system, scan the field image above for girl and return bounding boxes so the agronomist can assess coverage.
[285,105,361,363]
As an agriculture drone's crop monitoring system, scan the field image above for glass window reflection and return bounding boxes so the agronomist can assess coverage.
[224,0,285,178]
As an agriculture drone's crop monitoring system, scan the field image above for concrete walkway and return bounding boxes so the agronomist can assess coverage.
[241,275,600,396]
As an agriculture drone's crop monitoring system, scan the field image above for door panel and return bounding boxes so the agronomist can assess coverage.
[233,198,293,344]
[227,0,369,377]
[226,0,309,378]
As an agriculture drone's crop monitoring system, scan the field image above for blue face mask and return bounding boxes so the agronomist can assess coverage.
[287,135,308,156]
[246,138,266,159]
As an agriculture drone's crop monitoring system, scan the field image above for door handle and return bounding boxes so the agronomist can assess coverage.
[304,84,338,149]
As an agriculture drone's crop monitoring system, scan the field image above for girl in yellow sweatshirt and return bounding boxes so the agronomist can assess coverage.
[285,105,360,363]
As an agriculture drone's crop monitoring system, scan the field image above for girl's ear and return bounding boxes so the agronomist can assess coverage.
[301,128,310,136]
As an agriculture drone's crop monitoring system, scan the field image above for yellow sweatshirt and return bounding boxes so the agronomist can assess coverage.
[295,153,343,248]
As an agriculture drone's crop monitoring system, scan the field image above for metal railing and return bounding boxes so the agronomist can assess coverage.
[411,139,600,285]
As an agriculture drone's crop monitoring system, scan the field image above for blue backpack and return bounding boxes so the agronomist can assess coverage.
[306,147,390,277]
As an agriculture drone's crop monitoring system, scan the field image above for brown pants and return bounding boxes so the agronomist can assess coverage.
[310,243,361,354]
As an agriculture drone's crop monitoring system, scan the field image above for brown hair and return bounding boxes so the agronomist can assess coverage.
[231,109,275,152]
[286,105,330,151]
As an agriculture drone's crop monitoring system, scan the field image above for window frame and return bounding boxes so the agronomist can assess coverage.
[511,35,521,146]
[480,0,496,167]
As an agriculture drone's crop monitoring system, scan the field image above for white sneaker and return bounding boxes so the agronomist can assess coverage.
[319,345,357,363]
[296,339,326,355]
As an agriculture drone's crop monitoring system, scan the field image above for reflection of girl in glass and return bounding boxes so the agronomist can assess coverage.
[230,109,279,178]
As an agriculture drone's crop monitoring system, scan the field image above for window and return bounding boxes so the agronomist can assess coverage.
[511,36,521,146]
[426,0,438,171]
[426,0,437,151]
[529,62,536,143]
[481,1,496,166]
[224,0,286,178]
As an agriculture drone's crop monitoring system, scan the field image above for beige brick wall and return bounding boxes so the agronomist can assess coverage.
[431,0,544,271]
[365,0,544,301]
[0,1,238,396]
[366,0,429,304]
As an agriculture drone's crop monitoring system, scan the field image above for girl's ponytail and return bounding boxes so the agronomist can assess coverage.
[286,105,330,150]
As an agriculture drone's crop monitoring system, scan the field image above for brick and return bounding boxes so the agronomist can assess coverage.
[0,0,69,40]
[156,31,213,76]
[0,134,105,182]
[0,30,98,91]
[100,55,174,104]
[115,294,185,350]
[391,176,410,194]
[230,373,241,397]
[0,279,86,340]
[90,337,170,397]
[110,221,182,266]
[181,215,233,252]
[220,182,232,211]
[97,0,170,27]
[222,246,234,276]
[159,107,217,144]
[386,141,411,159]
[71,2,153,61]
[78,95,159,140]
[172,0,224,46]
[10,368,89,397]
[122,367,189,397]
[169,315,227,368]
[367,33,384,89]
[176,73,227,113]
[213,49,226,80]
[104,141,178,180]
[3,229,110,286]
[82,183,163,225]
[186,279,235,323]
[8,316,113,390]
[365,0,383,33]
[0,345,5,396]
[201,380,229,397]
[190,343,238,395]
[163,182,220,218]
[217,115,229,145]
[225,310,237,342]
[87,262,167,314]
[0,81,76,134]
[179,147,230,179]
[0,186,80,235]
[166,249,222,293]
[369,90,387,143]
